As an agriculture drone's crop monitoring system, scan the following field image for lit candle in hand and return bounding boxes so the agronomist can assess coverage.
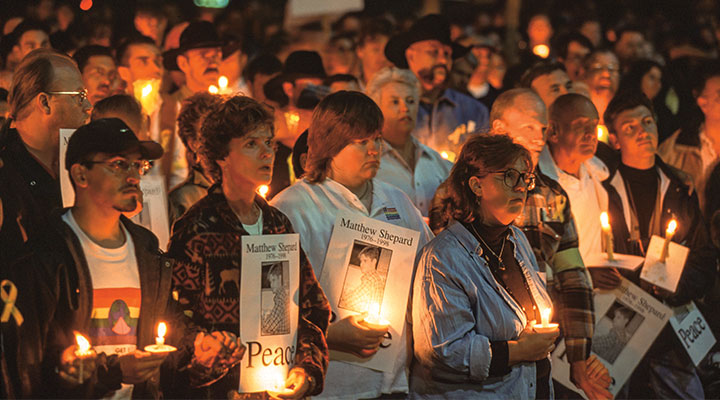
[600,212,615,261]
[74,332,94,384]
[532,308,559,333]
[362,302,390,330]
[144,322,177,353]
[660,219,677,263]
[218,76,228,93]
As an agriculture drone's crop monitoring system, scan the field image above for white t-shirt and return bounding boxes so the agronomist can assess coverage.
[538,147,609,261]
[242,211,263,235]
[271,178,433,399]
[62,211,141,400]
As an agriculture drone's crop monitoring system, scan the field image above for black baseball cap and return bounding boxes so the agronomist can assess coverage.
[65,118,163,170]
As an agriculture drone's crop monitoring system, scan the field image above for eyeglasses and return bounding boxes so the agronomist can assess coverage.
[489,168,536,191]
[588,64,620,75]
[46,88,89,104]
[84,159,152,176]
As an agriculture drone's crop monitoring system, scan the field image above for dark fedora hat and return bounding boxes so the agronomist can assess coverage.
[163,21,223,71]
[384,14,470,69]
[280,50,327,82]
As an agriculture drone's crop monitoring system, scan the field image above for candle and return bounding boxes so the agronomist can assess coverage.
[266,372,294,397]
[532,44,550,58]
[74,332,94,384]
[532,307,559,333]
[659,219,677,263]
[600,212,615,261]
[218,76,229,93]
[257,185,269,199]
[362,302,390,330]
[144,322,177,353]
[208,85,219,94]
[439,150,456,162]
[597,124,609,142]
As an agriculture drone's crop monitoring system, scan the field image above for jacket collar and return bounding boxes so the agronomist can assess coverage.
[676,124,702,147]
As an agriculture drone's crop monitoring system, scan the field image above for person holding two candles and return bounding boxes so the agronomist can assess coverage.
[411,134,559,398]
[168,96,332,399]
[2,118,245,398]
[599,90,716,399]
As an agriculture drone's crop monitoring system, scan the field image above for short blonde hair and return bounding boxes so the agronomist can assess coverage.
[365,67,420,103]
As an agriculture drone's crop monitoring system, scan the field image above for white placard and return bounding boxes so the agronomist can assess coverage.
[238,234,300,394]
[60,128,76,207]
[670,302,715,366]
[287,0,363,18]
[552,278,671,397]
[320,211,420,372]
[640,235,689,293]
[583,252,645,271]
[129,175,170,250]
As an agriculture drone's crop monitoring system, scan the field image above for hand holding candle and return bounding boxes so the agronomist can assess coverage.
[266,368,312,400]
[362,302,390,330]
[144,322,177,353]
[600,212,615,261]
[659,219,677,263]
[532,307,559,334]
[73,332,95,384]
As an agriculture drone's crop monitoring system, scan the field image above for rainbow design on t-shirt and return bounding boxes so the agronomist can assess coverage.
[383,207,401,220]
[90,287,141,347]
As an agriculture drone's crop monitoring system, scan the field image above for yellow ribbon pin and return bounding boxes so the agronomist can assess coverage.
[1,279,24,326]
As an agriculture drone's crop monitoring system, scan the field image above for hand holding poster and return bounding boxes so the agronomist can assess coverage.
[552,278,671,397]
[239,234,300,394]
[320,211,420,372]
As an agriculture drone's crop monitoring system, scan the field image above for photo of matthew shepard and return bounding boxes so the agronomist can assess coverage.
[592,300,644,364]
[261,261,290,336]
[338,241,391,313]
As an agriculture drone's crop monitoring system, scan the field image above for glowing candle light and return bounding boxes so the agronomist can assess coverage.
[660,219,677,263]
[141,83,153,99]
[600,212,615,261]
[74,332,94,384]
[266,371,293,397]
[144,322,177,353]
[532,307,559,333]
[597,124,609,142]
[362,302,390,330]
[439,150,456,162]
[532,44,550,58]
[80,0,93,11]
[441,151,449,160]
[218,76,228,92]
[257,185,269,199]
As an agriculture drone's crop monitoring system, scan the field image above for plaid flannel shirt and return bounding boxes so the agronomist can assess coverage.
[168,184,331,397]
[514,172,594,363]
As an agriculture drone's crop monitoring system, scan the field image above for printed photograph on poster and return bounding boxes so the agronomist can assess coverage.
[338,241,391,313]
[261,261,290,336]
[592,301,644,364]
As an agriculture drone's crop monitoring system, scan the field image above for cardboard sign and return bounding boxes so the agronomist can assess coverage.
[129,175,170,250]
[60,129,76,207]
[670,302,715,366]
[583,252,645,271]
[553,278,671,397]
[320,211,420,372]
[640,235,690,293]
[238,234,300,394]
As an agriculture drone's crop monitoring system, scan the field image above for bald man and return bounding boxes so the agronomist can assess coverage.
[538,94,615,273]
[491,89,611,399]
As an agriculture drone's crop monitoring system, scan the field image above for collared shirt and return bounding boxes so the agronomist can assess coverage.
[375,137,453,217]
[411,221,553,399]
[514,171,594,363]
[538,147,609,262]
[271,178,433,399]
[414,88,489,156]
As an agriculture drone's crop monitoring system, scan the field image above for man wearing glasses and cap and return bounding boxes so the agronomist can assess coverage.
[384,14,489,159]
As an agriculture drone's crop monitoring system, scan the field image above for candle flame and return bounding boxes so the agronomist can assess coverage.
[542,308,551,322]
[600,212,610,230]
[157,322,167,338]
[218,76,228,89]
[208,85,219,94]
[141,83,153,98]
[74,331,91,354]
[597,124,608,141]
[667,219,677,235]
[368,302,381,317]
[257,185,269,198]
[441,151,449,160]
[533,44,550,58]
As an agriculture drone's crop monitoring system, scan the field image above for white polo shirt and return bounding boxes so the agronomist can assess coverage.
[375,137,453,217]
[271,178,433,399]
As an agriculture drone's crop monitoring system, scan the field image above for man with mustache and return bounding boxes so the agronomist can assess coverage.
[384,14,489,158]
[172,21,222,99]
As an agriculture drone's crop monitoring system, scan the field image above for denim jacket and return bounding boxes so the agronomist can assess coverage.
[411,220,553,399]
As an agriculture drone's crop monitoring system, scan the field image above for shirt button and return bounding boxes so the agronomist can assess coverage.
[164,261,171,268]
[30,180,36,186]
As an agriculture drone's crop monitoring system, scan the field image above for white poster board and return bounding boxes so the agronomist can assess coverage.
[670,302,715,366]
[238,234,300,394]
[552,278,671,397]
[320,211,420,372]
[583,252,645,271]
[640,235,689,293]
[60,129,76,207]
[129,175,170,250]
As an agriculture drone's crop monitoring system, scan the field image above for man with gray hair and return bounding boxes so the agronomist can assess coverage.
[0,48,91,265]
[367,67,452,216]
[491,88,611,399]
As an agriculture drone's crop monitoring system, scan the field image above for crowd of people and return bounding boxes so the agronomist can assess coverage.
[0,0,719,399]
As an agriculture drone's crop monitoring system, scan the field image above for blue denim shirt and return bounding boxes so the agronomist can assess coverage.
[411,220,553,399]
[414,88,490,156]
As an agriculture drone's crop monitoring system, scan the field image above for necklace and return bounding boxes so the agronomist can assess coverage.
[470,223,507,271]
